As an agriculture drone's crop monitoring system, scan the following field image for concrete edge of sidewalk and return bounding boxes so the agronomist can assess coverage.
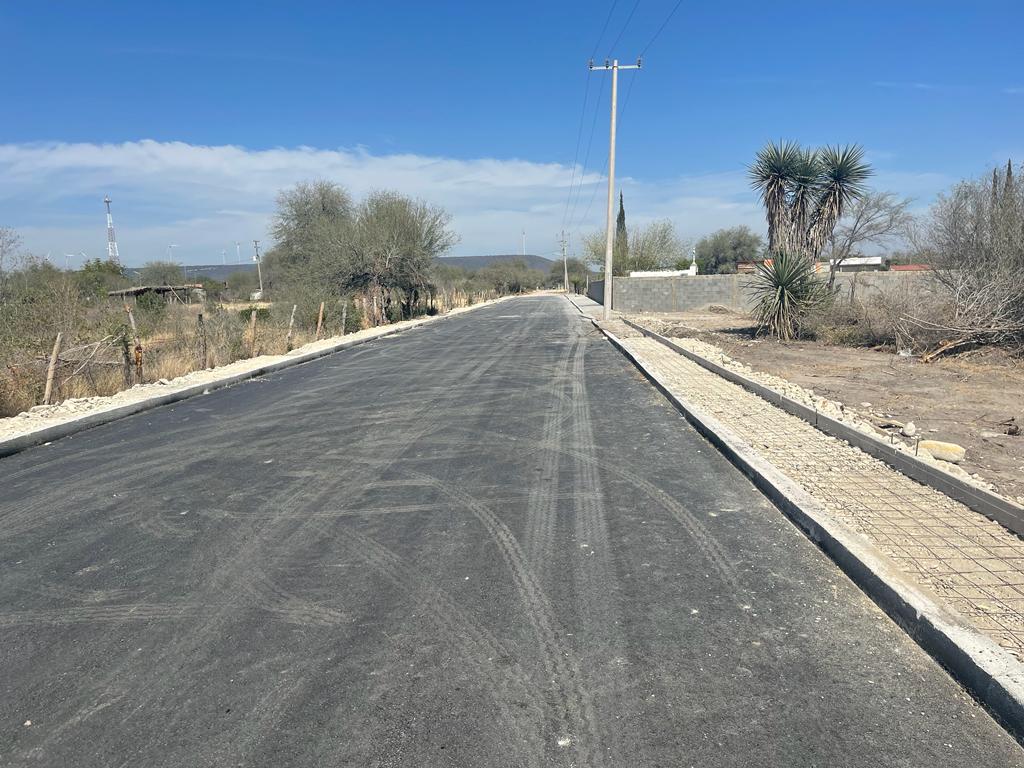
[569,298,1024,744]
[0,296,512,460]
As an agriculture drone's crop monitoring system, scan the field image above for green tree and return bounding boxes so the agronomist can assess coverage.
[694,226,764,274]
[139,261,185,285]
[76,258,126,297]
[548,257,590,292]
[615,191,628,267]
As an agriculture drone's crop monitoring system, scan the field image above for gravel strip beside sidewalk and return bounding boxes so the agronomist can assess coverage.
[617,333,1024,661]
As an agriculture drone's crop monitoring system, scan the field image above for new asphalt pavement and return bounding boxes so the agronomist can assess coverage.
[1,295,1022,766]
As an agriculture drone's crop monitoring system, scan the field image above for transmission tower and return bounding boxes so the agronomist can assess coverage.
[103,195,120,262]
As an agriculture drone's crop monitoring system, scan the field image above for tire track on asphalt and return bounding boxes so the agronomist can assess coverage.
[334,526,547,767]
[420,427,748,599]
[565,330,631,766]
[522,335,577,575]
[5,317,527,764]
[408,468,603,768]
[146,315,545,765]
[226,313,555,766]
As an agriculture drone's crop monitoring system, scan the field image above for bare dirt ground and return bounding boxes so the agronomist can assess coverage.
[627,309,1024,504]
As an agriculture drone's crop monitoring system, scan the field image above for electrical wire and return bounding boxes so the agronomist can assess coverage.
[638,0,684,57]
[561,0,622,232]
[606,0,641,58]
[567,76,607,230]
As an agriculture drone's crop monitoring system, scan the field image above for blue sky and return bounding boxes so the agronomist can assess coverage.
[2,0,1022,264]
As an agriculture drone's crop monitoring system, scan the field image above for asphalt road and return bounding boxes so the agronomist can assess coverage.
[1,295,1022,767]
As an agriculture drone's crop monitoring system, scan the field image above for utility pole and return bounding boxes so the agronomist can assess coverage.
[589,57,641,320]
[253,239,264,296]
[559,230,569,292]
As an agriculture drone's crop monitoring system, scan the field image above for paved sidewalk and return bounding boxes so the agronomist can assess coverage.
[603,317,1024,661]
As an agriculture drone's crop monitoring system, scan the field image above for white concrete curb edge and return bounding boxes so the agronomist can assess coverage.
[0,295,515,459]
[573,298,1024,743]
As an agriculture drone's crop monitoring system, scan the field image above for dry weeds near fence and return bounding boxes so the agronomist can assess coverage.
[1,285,497,418]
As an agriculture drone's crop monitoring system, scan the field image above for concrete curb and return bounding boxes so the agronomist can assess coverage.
[0,296,513,460]
[569,297,1024,744]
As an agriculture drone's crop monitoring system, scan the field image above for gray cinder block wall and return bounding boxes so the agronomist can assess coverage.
[587,271,931,314]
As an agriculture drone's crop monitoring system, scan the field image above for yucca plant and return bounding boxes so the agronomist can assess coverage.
[748,250,827,340]
[749,141,872,262]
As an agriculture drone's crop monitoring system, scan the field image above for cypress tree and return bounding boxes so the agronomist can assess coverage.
[614,191,629,272]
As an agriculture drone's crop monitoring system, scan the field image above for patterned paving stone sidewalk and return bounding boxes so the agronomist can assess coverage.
[608,323,1024,661]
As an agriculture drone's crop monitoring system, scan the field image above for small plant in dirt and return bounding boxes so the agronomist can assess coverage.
[748,250,828,341]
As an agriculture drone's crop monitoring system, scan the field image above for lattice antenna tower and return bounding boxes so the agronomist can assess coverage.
[104,195,120,262]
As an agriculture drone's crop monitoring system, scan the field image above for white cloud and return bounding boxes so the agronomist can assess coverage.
[0,140,951,266]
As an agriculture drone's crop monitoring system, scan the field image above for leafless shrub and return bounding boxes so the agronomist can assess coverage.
[910,162,1024,358]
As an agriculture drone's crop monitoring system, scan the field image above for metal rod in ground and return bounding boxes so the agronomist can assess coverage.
[43,332,63,405]
[285,304,297,351]
[315,301,325,340]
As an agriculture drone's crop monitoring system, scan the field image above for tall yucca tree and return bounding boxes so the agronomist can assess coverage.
[807,145,872,257]
[748,140,801,253]
[749,141,872,262]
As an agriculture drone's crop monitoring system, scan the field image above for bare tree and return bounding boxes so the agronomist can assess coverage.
[911,162,1024,356]
[350,191,459,321]
[0,226,23,301]
[825,191,913,288]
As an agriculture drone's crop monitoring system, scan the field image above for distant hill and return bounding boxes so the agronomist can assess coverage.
[124,263,257,282]
[437,254,554,272]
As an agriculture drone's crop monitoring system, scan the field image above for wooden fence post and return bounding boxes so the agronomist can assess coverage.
[43,332,63,405]
[249,310,258,357]
[340,303,348,336]
[315,301,325,340]
[285,304,297,351]
[124,304,143,383]
[196,312,207,369]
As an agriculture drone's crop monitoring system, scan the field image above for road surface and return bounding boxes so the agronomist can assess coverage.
[1,296,1021,767]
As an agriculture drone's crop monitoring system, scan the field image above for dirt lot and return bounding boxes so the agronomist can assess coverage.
[627,309,1024,504]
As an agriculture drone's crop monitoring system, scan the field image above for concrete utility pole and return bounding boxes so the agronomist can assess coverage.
[253,240,264,295]
[590,57,641,320]
[559,230,569,292]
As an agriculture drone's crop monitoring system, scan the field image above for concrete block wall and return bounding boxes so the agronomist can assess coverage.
[587,271,933,314]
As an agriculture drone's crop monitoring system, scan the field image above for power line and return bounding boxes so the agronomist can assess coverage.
[589,0,621,59]
[638,0,684,57]
[561,76,592,231]
[568,75,608,230]
[606,0,641,57]
[562,0,622,233]
[573,72,634,234]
